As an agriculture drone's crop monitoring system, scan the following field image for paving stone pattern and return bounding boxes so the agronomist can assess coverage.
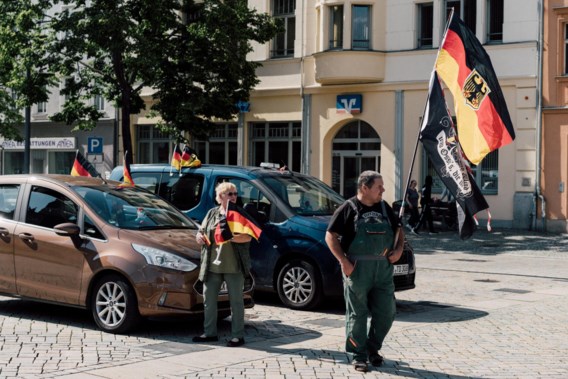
[0,229,567,378]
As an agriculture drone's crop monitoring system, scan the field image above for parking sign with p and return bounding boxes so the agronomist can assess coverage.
[88,137,103,154]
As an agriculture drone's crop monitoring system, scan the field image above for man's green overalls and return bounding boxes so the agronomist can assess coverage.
[344,200,396,362]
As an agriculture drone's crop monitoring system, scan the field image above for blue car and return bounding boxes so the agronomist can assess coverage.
[110,164,416,310]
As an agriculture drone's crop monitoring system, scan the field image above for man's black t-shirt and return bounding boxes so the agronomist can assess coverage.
[327,197,399,253]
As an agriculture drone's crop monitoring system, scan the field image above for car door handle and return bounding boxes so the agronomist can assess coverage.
[18,233,35,243]
[0,227,9,238]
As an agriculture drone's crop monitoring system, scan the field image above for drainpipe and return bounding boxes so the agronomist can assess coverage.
[533,0,546,231]
[300,0,310,175]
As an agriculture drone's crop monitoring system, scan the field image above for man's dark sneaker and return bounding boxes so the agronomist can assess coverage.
[352,360,368,372]
[226,337,245,347]
[369,353,384,367]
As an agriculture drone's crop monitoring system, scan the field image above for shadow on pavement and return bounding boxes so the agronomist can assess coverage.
[0,297,95,329]
[406,229,568,255]
[396,299,488,323]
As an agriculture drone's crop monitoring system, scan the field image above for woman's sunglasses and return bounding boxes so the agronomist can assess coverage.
[225,192,238,197]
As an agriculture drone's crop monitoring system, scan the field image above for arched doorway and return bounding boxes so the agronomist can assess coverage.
[331,120,381,198]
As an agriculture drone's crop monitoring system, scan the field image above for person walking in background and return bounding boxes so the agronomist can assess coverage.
[193,182,252,347]
[417,175,438,234]
[325,171,405,373]
[405,179,420,233]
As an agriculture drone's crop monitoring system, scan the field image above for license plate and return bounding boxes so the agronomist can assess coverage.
[393,264,409,275]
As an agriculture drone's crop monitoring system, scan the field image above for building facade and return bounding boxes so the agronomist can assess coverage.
[542,0,568,232]
[0,98,117,178]
[232,0,539,229]
[8,0,545,230]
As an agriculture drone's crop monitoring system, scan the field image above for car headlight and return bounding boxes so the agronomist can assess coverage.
[132,243,197,272]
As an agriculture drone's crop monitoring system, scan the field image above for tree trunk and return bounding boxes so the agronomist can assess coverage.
[121,97,133,166]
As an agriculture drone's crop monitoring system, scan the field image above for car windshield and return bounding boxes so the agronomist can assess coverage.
[75,185,197,230]
[261,174,345,216]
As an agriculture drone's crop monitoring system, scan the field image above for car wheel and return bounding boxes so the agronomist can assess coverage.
[277,260,322,310]
[91,274,141,334]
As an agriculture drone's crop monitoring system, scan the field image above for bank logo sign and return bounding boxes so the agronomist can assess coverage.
[337,94,362,114]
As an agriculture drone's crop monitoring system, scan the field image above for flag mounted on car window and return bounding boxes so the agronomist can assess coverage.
[170,144,183,171]
[420,71,489,240]
[435,12,515,165]
[181,145,201,168]
[70,150,99,178]
[122,150,135,186]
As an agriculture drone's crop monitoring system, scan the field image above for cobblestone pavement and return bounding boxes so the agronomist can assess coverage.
[0,229,567,378]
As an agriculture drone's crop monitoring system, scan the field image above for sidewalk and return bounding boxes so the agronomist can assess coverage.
[4,228,568,379]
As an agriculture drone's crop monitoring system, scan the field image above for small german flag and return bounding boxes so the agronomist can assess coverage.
[170,144,182,170]
[70,150,99,177]
[214,202,263,245]
[226,201,262,241]
[435,12,515,165]
[181,145,201,168]
[214,215,233,245]
[122,150,135,186]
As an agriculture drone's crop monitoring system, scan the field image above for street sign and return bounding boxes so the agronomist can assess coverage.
[88,137,103,154]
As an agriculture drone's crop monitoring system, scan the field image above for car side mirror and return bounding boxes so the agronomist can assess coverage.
[54,223,81,237]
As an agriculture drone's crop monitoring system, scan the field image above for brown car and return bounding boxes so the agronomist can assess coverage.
[0,175,254,333]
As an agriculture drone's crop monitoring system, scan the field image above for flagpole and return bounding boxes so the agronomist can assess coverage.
[399,9,455,222]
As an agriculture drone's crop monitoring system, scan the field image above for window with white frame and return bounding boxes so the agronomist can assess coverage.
[37,101,47,113]
[271,0,296,58]
[250,122,302,172]
[194,123,238,165]
[329,5,344,50]
[487,0,503,42]
[352,5,370,50]
[418,3,433,49]
[445,0,476,33]
[137,125,173,164]
[94,94,104,111]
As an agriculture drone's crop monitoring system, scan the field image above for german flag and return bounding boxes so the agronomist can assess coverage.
[181,145,202,168]
[226,201,262,241]
[214,215,233,245]
[170,144,182,170]
[122,151,135,186]
[70,150,99,177]
[214,202,263,245]
[435,12,515,165]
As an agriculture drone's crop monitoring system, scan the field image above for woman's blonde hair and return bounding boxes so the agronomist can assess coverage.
[215,182,237,204]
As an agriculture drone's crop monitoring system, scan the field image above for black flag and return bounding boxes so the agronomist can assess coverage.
[420,71,489,239]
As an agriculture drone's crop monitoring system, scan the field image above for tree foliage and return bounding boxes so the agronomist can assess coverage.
[0,0,279,160]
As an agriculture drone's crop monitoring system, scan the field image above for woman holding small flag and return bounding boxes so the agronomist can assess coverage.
[193,182,258,347]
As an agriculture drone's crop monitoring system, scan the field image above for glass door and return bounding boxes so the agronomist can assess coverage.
[332,154,379,198]
[331,120,381,198]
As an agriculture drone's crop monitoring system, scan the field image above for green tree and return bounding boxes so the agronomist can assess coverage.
[0,1,54,141]
[0,0,279,164]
